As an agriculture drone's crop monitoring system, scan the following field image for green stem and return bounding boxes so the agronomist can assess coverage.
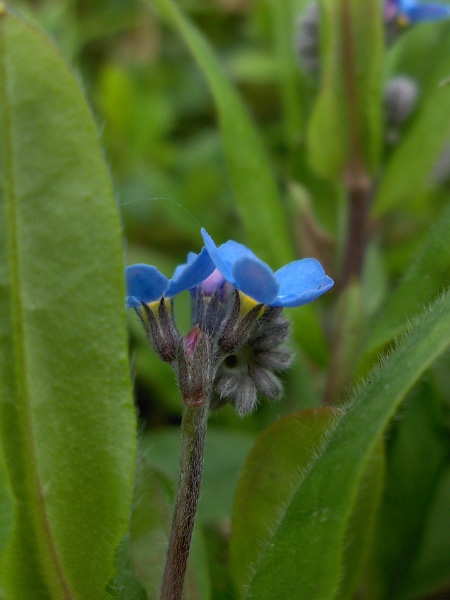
[159,401,209,600]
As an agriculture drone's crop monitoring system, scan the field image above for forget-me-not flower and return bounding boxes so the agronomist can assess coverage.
[126,247,214,308]
[200,228,334,308]
[126,228,334,414]
[386,0,450,23]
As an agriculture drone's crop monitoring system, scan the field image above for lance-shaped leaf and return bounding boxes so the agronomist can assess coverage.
[149,0,292,268]
[373,22,450,216]
[244,289,450,599]
[361,202,450,368]
[0,8,135,599]
[230,408,384,599]
[363,379,449,600]
[307,0,383,179]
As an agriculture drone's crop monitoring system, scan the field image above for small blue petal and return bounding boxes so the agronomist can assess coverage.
[274,259,334,307]
[201,229,333,308]
[126,295,141,309]
[126,264,168,306]
[166,247,215,297]
[396,0,450,21]
[201,228,235,283]
[232,257,280,304]
[405,2,450,20]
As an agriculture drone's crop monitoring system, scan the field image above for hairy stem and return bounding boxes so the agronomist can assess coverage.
[159,401,209,600]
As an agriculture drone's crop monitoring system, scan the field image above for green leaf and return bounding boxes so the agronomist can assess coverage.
[230,408,341,594]
[149,0,293,268]
[0,450,13,559]
[307,0,383,179]
[107,535,148,600]
[265,0,304,144]
[406,462,450,598]
[230,408,383,599]
[362,202,450,365]
[373,22,450,216]
[335,440,384,600]
[0,8,135,599]
[245,289,450,599]
[363,379,449,600]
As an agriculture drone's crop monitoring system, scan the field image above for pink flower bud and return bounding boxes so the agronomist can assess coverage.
[184,324,201,363]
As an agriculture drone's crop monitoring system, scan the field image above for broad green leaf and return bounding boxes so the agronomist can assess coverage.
[373,22,450,216]
[406,462,450,598]
[361,202,450,366]
[336,442,384,600]
[245,289,450,599]
[149,0,292,268]
[363,379,449,600]
[230,408,383,599]
[0,8,135,599]
[0,451,12,558]
[307,0,383,179]
[107,535,148,600]
[230,408,340,594]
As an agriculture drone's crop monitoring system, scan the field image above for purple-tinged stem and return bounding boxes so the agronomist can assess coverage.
[339,0,372,287]
[159,401,209,600]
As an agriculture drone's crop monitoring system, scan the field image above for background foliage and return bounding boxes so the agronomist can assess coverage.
[1,0,450,598]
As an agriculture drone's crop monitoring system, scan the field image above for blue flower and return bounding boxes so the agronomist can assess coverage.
[387,0,450,22]
[200,228,334,308]
[126,247,214,308]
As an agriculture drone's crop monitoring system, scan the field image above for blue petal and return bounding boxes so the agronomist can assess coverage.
[126,264,168,307]
[274,259,334,307]
[405,2,450,21]
[201,228,257,285]
[201,228,235,283]
[126,295,142,309]
[232,257,280,304]
[166,247,215,297]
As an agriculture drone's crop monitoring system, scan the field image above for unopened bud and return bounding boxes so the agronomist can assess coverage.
[140,299,180,363]
[184,324,201,363]
[296,2,320,76]
[178,327,214,407]
[384,75,419,143]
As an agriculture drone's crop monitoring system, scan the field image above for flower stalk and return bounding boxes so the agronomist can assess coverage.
[159,400,209,600]
[126,228,334,595]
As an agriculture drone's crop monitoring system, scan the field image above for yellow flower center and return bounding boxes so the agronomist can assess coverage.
[239,292,265,317]
[397,14,410,27]
[146,297,172,316]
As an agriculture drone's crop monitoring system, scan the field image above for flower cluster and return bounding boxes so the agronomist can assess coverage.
[126,229,333,415]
